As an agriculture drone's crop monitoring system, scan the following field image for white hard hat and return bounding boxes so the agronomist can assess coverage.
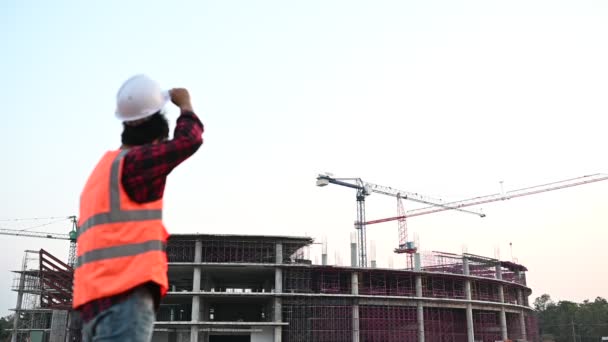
[115,74,170,122]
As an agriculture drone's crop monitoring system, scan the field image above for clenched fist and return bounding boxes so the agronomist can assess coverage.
[169,88,193,112]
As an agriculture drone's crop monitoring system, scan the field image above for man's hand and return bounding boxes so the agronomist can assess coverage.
[169,88,194,112]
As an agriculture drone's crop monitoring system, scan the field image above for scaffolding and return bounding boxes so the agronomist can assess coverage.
[526,312,540,342]
[470,280,501,302]
[424,307,467,342]
[5,234,539,342]
[359,270,416,296]
[283,269,312,293]
[506,312,524,341]
[420,251,465,274]
[312,268,351,294]
[421,274,466,299]
[166,235,311,264]
[473,310,502,342]
[39,249,73,310]
[11,250,52,342]
[10,250,77,342]
[360,305,417,341]
[282,298,353,342]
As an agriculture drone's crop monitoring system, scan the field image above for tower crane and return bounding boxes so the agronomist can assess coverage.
[317,173,608,268]
[0,216,78,267]
[365,173,608,225]
[316,175,485,267]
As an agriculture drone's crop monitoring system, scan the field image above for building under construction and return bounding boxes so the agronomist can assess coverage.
[10,233,539,342]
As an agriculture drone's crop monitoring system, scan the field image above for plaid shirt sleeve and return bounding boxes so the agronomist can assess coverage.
[121,109,204,203]
[78,111,203,321]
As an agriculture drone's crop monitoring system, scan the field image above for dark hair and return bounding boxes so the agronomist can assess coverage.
[121,112,170,146]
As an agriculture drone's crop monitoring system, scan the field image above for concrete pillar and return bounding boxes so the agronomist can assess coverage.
[351,272,360,342]
[415,273,425,341]
[496,263,503,280]
[274,243,283,342]
[274,298,282,342]
[351,242,358,267]
[275,268,283,293]
[322,254,328,265]
[417,303,425,342]
[500,308,508,341]
[191,239,203,342]
[520,310,527,341]
[463,256,474,342]
[517,288,524,306]
[498,284,507,340]
[414,248,424,342]
[276,243,283,264]
[351,272,359,295]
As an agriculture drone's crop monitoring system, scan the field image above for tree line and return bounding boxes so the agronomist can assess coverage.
[534,294,608,342]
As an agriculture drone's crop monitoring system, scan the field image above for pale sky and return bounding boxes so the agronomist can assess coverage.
[1,0,607,315]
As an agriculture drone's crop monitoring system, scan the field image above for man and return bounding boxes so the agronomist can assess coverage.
[73,75,204,341]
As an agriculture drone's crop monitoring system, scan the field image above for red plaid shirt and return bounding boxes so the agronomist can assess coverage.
[78,109,204,322]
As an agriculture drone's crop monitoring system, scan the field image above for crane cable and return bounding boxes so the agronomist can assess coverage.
[0,216,73,232]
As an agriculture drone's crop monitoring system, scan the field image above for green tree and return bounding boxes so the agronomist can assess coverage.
[534,294,608,342]
[0,314,13,341]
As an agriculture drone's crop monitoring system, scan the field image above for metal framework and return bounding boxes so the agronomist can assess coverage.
[360,305,417,341]
[424,307,467,342]
[473,310,502,342]
[7,234,540,342]
[10,249,78,342]
[282,298,353,342]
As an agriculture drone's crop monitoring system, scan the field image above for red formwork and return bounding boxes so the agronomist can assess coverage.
[200,239,276,263]
[501,271,526,285]
[506,312,523,341]
[470,280,501,302]
[360,305,417,342]
[283,267,353,294]
[169,237,308,264]
[424,307,468,342]
[388,272,416,296]
[359,270,416,296]
[422,275,466,299]
[473,310,502,342]
[311,303,352,342]
[282,298,352,342]
[526,312,541,342]
[312,268,352,294]
[359,271,388,295]
[283,268,312,293]
[503,285,519,304]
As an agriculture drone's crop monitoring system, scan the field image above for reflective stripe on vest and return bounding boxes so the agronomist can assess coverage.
[76,239,165,266]
[76,149,163,268]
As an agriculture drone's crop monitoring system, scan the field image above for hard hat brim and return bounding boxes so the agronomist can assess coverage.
[115,89,170,122]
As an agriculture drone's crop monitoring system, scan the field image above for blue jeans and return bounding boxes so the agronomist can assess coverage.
[82,287,156,342]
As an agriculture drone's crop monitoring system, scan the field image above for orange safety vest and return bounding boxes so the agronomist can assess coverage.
[73,149,169,309]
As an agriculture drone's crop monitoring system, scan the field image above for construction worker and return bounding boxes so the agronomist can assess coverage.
[73,74,204,341]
